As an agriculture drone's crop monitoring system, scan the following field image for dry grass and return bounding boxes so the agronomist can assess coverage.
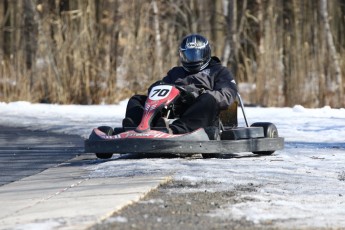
[0,0,344,107]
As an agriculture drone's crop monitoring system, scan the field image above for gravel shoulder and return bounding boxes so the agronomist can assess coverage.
[91,179,276,230]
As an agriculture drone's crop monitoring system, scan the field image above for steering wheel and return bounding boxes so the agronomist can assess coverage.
[174,85,199,104]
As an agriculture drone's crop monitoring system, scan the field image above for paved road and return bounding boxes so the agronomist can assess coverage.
[0,126,166,229]
[0,126,84,186]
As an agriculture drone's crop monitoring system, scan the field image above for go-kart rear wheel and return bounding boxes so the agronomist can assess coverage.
[202,153,221,159]
[251,122,278,155]
[95,126,114,159]
[96,153,114,159]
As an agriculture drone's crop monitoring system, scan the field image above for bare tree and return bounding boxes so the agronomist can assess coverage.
[152,0,163,77]
[319,0,343,107]
[1,0,345,107]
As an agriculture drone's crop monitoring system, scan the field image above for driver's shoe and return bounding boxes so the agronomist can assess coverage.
[204,126,221,140]
[122,117,136,129]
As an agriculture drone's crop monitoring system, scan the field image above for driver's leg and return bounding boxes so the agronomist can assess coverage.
[124,95,147,127]
[170,93,219,134]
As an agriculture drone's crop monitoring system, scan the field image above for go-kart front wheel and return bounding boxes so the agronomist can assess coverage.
[251,122,278,155]
[93,126,114,159]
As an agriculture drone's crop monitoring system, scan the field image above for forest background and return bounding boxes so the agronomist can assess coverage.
[0,0,344,108]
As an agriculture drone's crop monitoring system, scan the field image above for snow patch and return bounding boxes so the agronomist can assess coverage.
[0,101,345,228]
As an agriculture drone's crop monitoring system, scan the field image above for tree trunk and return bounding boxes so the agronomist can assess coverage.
[152,0,163,77]
[0,1,5,62]
[222,0,237,74]
[319,0,343,107]
[23,0,37,70]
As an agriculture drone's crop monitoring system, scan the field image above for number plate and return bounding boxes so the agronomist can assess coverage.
[148,85,173,100]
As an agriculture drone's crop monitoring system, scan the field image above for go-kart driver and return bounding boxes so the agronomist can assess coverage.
[123,34,238,134]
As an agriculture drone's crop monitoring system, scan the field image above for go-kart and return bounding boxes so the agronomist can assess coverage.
[84,84,284,159]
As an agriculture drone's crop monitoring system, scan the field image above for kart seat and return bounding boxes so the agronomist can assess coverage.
[219,100,238,128]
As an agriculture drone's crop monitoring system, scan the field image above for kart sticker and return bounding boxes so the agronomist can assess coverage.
[148,85,173,100]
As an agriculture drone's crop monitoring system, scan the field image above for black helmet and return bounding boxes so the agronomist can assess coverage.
[179,34,211,73]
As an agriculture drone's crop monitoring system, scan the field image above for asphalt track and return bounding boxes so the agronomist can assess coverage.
[0,126,166,229]
[0,126,84,186]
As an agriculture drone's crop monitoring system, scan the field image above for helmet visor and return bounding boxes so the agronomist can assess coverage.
[179,48,206,63]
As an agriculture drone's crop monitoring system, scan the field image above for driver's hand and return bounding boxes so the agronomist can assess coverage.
[178,85,201,104]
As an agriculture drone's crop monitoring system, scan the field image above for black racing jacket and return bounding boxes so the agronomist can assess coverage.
[156,56,238,110]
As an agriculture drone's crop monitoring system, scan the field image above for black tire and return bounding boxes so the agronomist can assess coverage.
[202,153,221,159]
[96,153,114,159]
[95,126,114,159]
[251,122,278,155]
[97,126,114,135]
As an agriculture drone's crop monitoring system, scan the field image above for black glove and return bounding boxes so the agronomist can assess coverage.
[176,85,202,104]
